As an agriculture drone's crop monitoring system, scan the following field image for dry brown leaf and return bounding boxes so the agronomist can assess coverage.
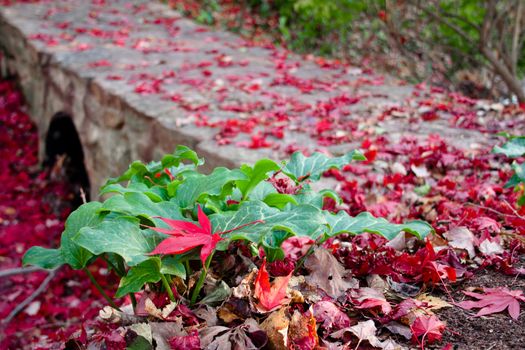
[444,226,475,258]
[259,307,290,350]
[304,248,358,298]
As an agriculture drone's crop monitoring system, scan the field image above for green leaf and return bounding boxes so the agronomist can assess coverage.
[261,230,293,262]
[100,192,184,225]
[325,211,434,240]
[248,181,278,201]
[414,184,431,196]
[100,183,167,202]
[73,217,163,266]
[493,137,525,158]
[104,146,202,186]
[160,256,186,279]
[127,335,152,350]
[237,159,280,198]
[211,201,327,242]
[263,193,298,209]
[22,247,64,269]
[283,150,365,182]
[174,167,248,208]
[60,202,104,269]
[294,188,341,208]
[198,281,231,305]
[115,258,162,298]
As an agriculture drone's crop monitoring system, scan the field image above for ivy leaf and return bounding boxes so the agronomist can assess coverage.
[100,192,183,225]
[283,150,365,182]
[325,211,433,240]
[104,146,201,186]
[160,256,186,279]
[22,247,64,269]
[60,202,104,269]
[505,162,525,188]
[210,201,327,243]
[237,159,280,198]
[174,167,247,208]
[23,202,105,270]
[73,217,163,266]
[261,230,294,262]
[294,188,341,208]
[115,258,162,298]
[493,136,525,158]
[100,183,167,202]
[263,193,298,209]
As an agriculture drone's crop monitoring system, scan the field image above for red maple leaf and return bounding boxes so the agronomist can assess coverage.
[149,206,263,265]
[411,314,445,346]
[254,259,292,312]
[456,287,525,320]
[149,205,219,264]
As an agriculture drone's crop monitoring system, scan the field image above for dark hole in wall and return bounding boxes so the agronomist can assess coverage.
[44,112,90,208]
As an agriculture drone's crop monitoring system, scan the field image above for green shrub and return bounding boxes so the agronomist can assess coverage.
[23,146,432,308]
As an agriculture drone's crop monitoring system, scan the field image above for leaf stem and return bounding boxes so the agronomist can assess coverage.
[185,260,192,278]
[129,293,137,312]
[160,274,176,302]
[190,253,213,305]
[83,268,120,310]
[102,255,124,277]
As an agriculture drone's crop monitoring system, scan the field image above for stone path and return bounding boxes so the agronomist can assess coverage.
[0,0,498,196]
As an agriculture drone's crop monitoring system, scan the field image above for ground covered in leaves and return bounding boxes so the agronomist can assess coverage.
[0,79,112,348]
[0,1,525,349]
[0,74,525,349]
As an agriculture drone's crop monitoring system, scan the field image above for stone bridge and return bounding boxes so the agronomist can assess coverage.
[0,0,490,198]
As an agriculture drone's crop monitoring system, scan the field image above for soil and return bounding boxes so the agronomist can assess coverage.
[436,267,525,350]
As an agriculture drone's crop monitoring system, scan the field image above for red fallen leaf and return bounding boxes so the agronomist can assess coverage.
[168,330,200,350]
[410,314,445,345]
[456,287,525,320]
[254,259,292,312]
[313,300,351,333]
[88,59,112,68]
[350,287,392,315]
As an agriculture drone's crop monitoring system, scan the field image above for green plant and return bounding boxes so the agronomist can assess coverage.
[23,146,433,309]
[494,136,525,206]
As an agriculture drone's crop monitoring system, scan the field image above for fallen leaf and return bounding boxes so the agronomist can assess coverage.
[457,287,525,320]
[350,287,392,314]
[199,318,267,350]
[479,239,504,255]
[443,226,475,258]
[254,259,292,312]
[304,248,358,298]
[288,309,319,349]
[313,300,351,333]
[260,308,290,350]
[410,314,445,345]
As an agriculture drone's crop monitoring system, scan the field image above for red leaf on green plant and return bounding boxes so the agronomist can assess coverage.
[456,287,525,320]
[254,259,292,312]
[149,205,221,265]
[410,314,445,345]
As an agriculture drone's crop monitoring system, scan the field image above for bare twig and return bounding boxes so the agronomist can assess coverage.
[1,268,58,326]
[0,266,44,279]
[80,187,87,204]
[511,1,523,75]
[465,202,523,219]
